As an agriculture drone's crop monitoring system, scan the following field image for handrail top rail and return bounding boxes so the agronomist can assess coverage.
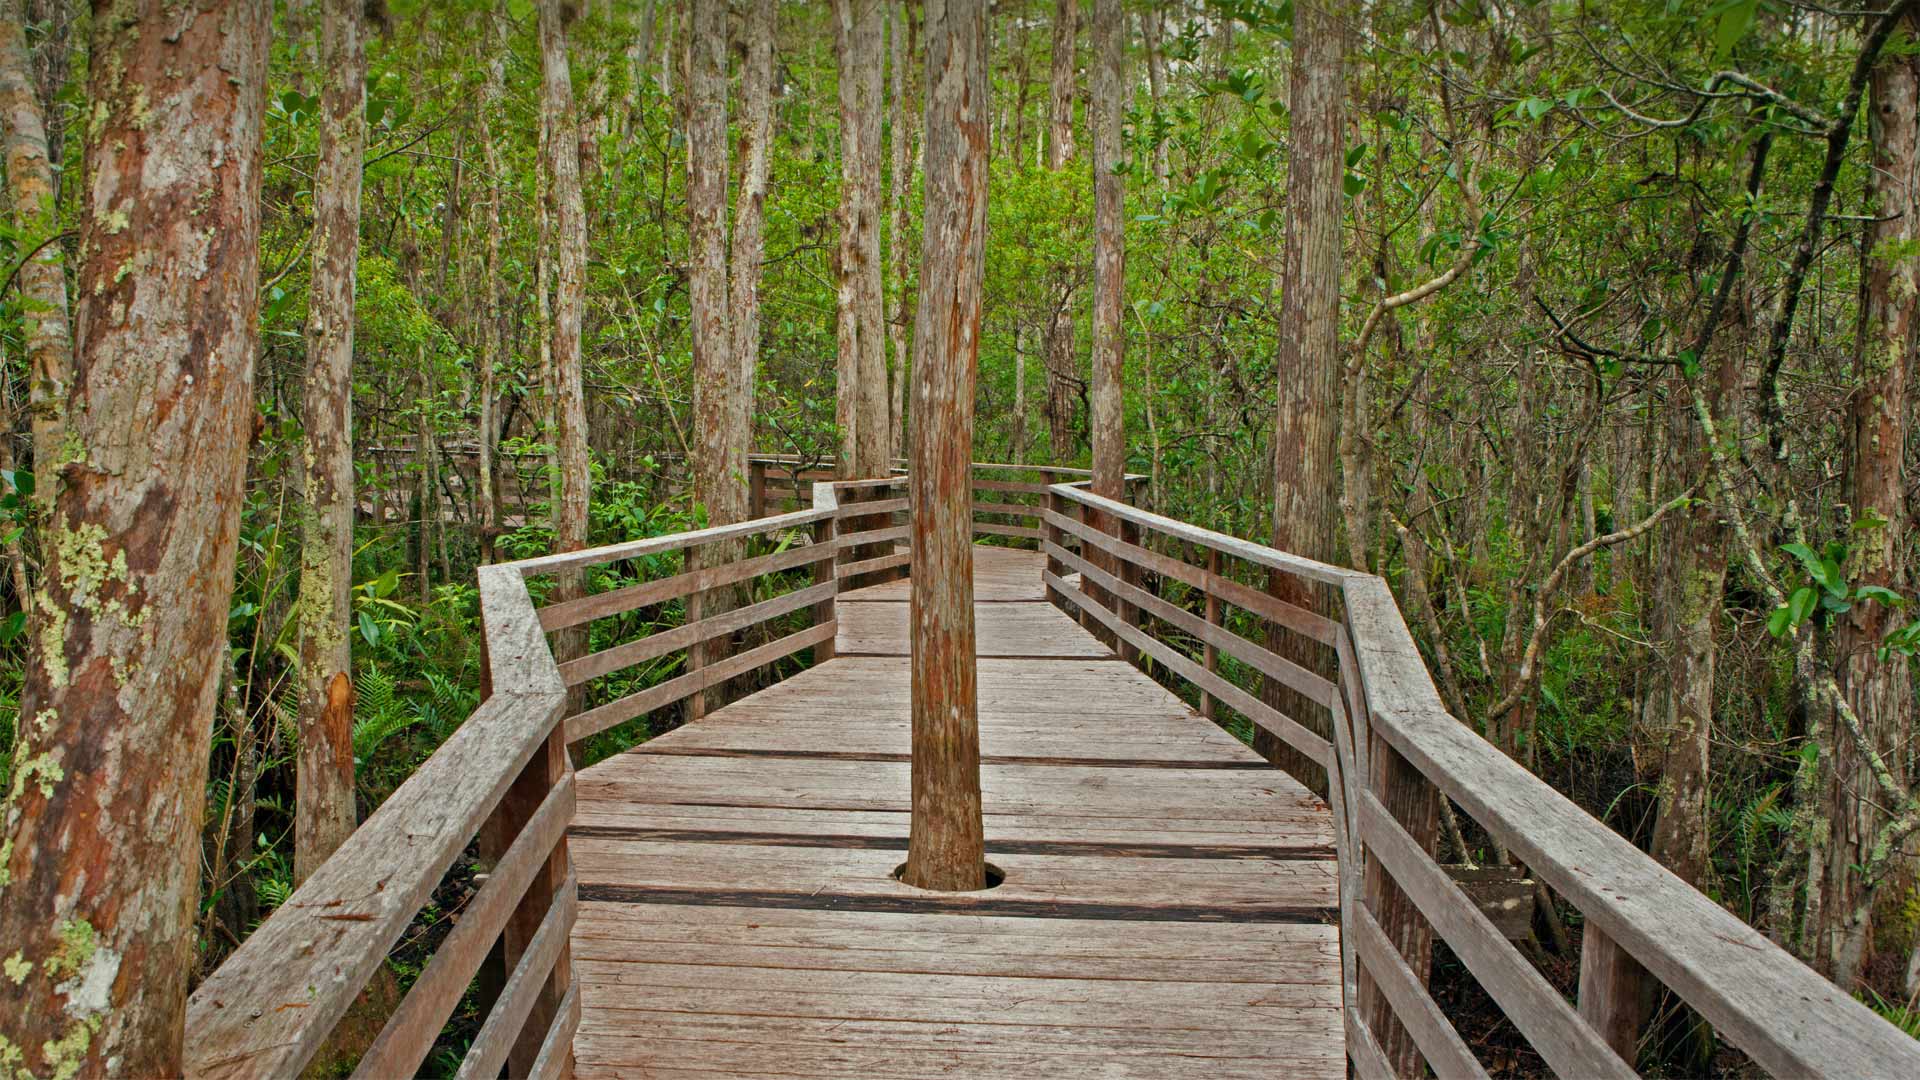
[1047,482,1363,588]
[502,505,834,579]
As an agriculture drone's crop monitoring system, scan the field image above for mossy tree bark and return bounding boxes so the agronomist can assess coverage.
[295,0,372,888]
[834,0,890,478]
[0,2,269,1073]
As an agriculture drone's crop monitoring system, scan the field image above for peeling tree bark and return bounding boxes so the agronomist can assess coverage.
[688,0,741,534]
[294,0,371,887]
[834,0,889,478]
[0,1,71,506]
[904,0,989,894]
[0,3,269,1073]
[477,7,508,563]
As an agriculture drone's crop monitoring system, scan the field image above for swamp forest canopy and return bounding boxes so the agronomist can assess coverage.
[3,0,1920,1073]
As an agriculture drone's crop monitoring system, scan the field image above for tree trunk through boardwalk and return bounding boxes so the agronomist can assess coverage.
[904,0,989,894]
[0,3,269,1073]
[0,4,70,506]
[541,0,592,677]
[295,0,371,888]
[1263,0,1344,797]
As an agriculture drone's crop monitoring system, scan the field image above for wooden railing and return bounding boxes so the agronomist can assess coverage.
[1040,482,1920,1079]
[181,475,905,1077]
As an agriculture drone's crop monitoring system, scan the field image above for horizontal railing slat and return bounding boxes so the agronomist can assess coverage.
[836,523,911,549]
[836,550,912,580]
[1045,508,1339,645]
[565,621,836,743]
[1358,791,1636,1079]
[838,495,910,516]
[183,690,566,1079]
[1047,540,1338,710]
[971,500,1038,518]
[455,870,578,1080]
[1351,904,1489,1080]
[558,582,834,687]
[528,981,581,1080]
[510,506,830,577]
[352,773,576,1079]
[537,541,823,632]
[973,522,1046,541]
[1043,567,1332,768]
[1049,484,1360,587]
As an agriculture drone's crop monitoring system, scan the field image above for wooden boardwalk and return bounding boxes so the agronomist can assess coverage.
[570,547,1343,1078]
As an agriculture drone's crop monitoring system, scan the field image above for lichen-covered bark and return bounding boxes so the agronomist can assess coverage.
[904,0,989,894]
[294,0,370,887]
[0,3,71,505]
[0,2,269,1073]
[1814,34,1917,985]
[834,0,889,478]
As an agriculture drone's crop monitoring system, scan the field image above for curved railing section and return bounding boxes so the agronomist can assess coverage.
[1041,482,1920,1080]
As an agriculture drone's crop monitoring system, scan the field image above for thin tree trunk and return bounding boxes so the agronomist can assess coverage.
[887,1,915,462]
[294,0,371,886]
[1815,28,1917,984]
[1088,0,1123,504]
[541,0,592,684]
[0,4,269,1072]
[0,3,71,506]
[1262,0,1344,793]
[904,0,989,894]
[1140,2,1170,185]
[477,11,507,563]
[688,0,742,529]
[1042,0,1078,460]
[729,0,774,469]
[834,0,889,477]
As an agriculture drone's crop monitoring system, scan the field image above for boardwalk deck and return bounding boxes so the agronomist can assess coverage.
[571,547,1343,1078]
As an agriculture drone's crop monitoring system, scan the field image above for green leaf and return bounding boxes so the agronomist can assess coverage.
[1789,586,1818,627]
[1714,0,1759,62]
[1854,585,1906,607]
[1767,603,1792,639]
[358,610,381,647]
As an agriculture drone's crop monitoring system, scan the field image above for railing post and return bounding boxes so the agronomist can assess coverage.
[476,578,574,1078]
[1357,731,1441,1077]
[686,560,707,723]
[812,511,838,664]
[1115,515,1142,664]
[1044,486,1068,613]
[750,459,767,518]
[1578,921,1648,1065]
[1200,547,1220,720]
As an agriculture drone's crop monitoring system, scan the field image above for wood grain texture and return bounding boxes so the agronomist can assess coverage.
[568,548,1342,1076]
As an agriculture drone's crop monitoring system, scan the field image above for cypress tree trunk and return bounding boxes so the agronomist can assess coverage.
[887,0,916,462]
[729,0,775,465]
[0,3,269,1072]
[1088,0,1124,502]
[904,0,989,894]
[295,0,371,886]
[1042,0,1078,460]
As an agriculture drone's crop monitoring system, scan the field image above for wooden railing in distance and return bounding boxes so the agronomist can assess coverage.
[185,561,576,1079]
[1042,482,1920,1080]
[529,496,847,745]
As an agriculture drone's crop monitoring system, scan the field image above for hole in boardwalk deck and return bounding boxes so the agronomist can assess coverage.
[890,860,1006,892]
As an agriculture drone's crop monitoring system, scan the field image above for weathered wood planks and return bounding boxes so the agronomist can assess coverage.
[568,548,1343,1077]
